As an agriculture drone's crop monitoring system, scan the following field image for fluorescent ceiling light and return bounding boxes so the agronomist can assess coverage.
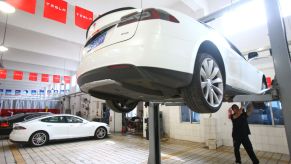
[0,1,15,14]
[221,0,291,36]
[0,45,8,52]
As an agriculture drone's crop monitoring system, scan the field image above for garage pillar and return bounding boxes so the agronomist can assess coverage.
[264,0,291,156]
[148,103,161,164]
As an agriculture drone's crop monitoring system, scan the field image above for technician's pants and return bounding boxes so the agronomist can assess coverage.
[233,136,259,164]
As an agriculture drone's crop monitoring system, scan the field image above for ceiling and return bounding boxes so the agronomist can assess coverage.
[0,0,289,90]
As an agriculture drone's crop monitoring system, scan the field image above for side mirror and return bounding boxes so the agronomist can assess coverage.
[248,52,259,60]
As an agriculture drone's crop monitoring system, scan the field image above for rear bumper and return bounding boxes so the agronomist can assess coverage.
[9,139,27,144]
[78,65,191,100]
[9,130,30,142]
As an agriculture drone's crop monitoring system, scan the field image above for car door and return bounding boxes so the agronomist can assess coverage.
[40,116,69,139]
[65,116,92,138]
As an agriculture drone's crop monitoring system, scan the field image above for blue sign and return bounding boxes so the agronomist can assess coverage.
[15,90,21,95]
[47,90,52,94]
[31,90,37,95]
[5,89,12,95]
[23,90,29,95]
[40,90,45,95]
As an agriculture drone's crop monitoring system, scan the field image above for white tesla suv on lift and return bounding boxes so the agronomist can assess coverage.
[77,7,266,113]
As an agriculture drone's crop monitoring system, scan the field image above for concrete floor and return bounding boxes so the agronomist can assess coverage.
[0,134,290,164]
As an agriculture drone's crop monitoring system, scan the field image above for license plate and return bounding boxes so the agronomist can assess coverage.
[87,32,107,53]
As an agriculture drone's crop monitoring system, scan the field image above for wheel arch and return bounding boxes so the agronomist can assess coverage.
[195,40,226,86]
[29,130,50,142]
[94,126,108,138]
[94,126,107,136]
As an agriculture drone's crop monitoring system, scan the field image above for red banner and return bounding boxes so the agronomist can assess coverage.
[13,71,23,80]
[44,0,68,24]
[53,75,60,83]
[41,74,49,82]
[29,72,38,81]
[0,69,7,79]
[6,0,36,14]
[266,77,272,88]
[64,76,71,84]
[75,6,93,29]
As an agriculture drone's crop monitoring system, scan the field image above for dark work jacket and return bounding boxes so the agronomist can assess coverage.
[231,112,251,139]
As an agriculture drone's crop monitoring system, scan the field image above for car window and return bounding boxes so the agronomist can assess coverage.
[24,115,38,121]
[65,116,83,123]
[23,115,48,122]
[41,116,67,123]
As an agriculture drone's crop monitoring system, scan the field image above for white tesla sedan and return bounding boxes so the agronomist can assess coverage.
[77,7,266,113]
[9,114,110,146]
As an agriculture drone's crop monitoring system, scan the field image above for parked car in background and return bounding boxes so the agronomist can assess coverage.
[0,112,52,135]
[9,114,110,147]
[77,7,266,114]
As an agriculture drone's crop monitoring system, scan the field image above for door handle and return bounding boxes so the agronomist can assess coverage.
[47,125,52,127]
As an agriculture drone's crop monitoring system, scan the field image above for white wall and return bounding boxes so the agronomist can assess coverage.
[109,110,122,133]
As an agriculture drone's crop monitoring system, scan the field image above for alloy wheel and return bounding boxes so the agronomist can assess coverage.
[200,58,223,107]
[32,132,47,146]
[96,128,106,139]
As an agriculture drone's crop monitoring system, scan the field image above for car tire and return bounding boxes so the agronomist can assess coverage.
[182,53,224,113]
[29,131,48,147]
[106,100,138,113]
[95,127,107,139]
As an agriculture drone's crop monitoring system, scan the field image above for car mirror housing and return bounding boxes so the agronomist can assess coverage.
[248,52,259,60]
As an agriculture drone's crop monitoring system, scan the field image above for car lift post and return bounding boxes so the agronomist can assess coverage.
[264,0,291,156]
[148,102,161,164]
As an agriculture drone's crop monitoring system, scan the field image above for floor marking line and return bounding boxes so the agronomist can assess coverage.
[8,142,26,164]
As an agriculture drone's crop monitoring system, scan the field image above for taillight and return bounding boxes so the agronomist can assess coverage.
[118,8,179,27]
[141,8,179,23]
[13,126,26,130]
[0,122,9,127]
[118,11,141,27]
